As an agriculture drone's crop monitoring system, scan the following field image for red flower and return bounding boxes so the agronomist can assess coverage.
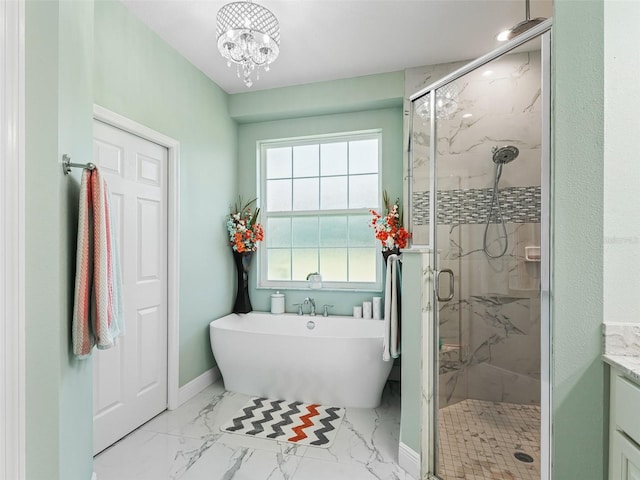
[369,192,412,251]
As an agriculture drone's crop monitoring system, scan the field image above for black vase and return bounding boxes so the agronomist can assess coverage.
[232,250,253,314]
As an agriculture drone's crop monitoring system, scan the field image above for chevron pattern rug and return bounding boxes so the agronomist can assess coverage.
[220,397,345,448]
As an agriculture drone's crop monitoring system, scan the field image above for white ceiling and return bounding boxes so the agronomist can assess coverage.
[120,0,553,94]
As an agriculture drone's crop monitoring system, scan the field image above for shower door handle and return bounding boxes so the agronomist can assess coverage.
[436,269,455,302]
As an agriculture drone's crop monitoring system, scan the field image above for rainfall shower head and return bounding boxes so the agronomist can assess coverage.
[506,17,546,39]
[492,145,519,164]
[496,0,546,42]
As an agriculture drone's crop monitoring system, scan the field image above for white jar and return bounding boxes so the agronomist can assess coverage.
[271,291,285,314]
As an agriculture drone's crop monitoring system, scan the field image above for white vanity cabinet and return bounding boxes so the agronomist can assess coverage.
[609,370,640,480]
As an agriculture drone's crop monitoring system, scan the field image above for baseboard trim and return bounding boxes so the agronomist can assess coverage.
[398,441,420,480]
[175,366,221,409]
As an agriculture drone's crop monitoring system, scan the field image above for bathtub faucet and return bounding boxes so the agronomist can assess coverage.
[303,297,316,316]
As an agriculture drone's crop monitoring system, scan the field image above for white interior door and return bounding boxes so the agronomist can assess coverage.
[92,120,168,455]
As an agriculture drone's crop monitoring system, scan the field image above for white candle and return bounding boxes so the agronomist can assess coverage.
[353,306,363,318]
[372,297,382,320]
[363,301,372,319]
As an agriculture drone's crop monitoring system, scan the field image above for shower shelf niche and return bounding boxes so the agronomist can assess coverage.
[524,246,541,262]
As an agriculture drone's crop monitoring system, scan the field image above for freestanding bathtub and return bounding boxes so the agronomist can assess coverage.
[209,312,393,408]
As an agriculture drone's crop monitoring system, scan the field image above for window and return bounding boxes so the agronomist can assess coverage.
[259,131,381,290]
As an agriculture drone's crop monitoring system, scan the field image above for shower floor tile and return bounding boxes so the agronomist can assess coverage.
[438,399,540,480]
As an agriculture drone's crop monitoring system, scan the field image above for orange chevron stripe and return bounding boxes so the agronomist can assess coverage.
[288,404,320,442]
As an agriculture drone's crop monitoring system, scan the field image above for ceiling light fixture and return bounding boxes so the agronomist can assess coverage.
[216,0,280,88]
[415,84,459,121]
[496,0,546,42]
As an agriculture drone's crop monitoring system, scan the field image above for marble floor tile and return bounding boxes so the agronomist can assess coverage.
[179,442,303,480]
[94,379,407,480]
[216,432,309,458]
[93,429,216,480]
[141,387,252,440]
[292,456,407,480]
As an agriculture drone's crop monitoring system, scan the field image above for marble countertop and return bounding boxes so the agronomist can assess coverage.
[603,354,640,384]
[603,323,640,384]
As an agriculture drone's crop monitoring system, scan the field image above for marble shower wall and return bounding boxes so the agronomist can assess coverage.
[406,50,542,407]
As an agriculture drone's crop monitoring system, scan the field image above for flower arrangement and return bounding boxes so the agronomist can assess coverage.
[369,191,411,251]
[227,197,264,253]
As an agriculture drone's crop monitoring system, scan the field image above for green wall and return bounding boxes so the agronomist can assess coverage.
[25,0,94,479]
[94,0,238,386]
[235,104,404,315]
[552,0,606,478]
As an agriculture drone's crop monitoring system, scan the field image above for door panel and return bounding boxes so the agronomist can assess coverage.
[92,120,168,455]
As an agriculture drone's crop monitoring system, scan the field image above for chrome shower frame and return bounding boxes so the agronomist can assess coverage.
[407,18,553,480]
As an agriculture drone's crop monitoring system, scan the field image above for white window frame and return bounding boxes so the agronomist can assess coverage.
[257,130,383,292]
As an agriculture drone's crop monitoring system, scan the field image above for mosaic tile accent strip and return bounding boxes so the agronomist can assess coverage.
[413,186,541,225]
[438,399,540,480]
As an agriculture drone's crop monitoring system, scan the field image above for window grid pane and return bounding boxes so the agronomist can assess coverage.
[292,178,319,211]
[319,216,347,247]
[320,142,347,176]
[319,248,348,282]
[292,217,319,247]
[348,248,377,282]
[267,217,292,248]
[262,133,380,287]
[268,249,292,280]
[293,144,319,178]
[320,176,348,210]
[267,179,292,212]
[292,248,319,281]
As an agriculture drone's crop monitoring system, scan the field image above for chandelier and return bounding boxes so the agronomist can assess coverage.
[216,1,280,88]
[415,83,459,121]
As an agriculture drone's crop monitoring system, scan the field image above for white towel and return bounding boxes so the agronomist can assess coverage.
[383,254,401,362]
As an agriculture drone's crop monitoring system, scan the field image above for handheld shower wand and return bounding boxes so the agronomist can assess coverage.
[483,146,519,258]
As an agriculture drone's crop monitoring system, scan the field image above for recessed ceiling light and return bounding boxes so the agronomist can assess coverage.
[482,70,493,77]
[462,113,473,119]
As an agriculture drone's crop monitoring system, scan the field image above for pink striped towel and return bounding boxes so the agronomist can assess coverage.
[72,168,124,358]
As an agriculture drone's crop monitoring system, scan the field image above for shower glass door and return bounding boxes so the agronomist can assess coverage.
[411,30,549,480]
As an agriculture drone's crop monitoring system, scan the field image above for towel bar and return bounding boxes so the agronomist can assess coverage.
[62,154,96,175]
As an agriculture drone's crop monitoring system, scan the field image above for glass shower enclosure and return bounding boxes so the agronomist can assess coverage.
[408,21,552,480]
